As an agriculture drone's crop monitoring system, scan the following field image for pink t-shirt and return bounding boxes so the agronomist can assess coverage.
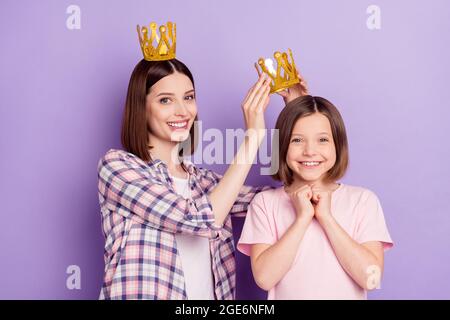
[237,184,393,300]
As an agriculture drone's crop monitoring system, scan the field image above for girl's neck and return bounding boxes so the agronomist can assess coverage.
[287,178,340,193]
[148,134,187,178]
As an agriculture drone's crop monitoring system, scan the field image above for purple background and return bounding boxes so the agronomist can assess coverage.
[1,0,449,299]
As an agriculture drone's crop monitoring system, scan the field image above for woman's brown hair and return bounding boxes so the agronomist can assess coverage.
[121,58,198,162]
[272,95,349,185]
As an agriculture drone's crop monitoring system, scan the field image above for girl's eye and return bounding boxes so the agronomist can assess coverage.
[319,138,329,142]
[185,94,195,101]
[291,138,303,143]
[160,97,171,104]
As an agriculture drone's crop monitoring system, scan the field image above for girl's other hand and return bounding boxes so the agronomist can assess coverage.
[286,184,315,223]
[311,186,332,222]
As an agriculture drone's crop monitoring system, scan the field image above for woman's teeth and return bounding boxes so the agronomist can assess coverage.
[167,121,187,128]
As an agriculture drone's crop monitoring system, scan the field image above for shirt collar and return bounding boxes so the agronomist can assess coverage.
[149,157,197,176]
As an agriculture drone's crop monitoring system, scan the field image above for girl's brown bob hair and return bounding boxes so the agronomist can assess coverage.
[272,95,349,186]
[121,58,198,163]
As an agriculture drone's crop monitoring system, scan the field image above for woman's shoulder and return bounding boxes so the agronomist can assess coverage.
[100,148,147,163]
[101,148,135,161]
[97,149,149,171]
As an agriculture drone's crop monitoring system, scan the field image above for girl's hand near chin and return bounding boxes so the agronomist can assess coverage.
[311,186,333,223]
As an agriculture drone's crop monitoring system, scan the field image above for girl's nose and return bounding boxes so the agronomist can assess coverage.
[303,143,316,156]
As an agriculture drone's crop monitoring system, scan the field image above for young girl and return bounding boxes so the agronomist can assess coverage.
[97,23,275,299]
[237,95,393,299]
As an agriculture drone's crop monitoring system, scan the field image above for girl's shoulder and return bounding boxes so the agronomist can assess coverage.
[337,183,381,205]
[259,185,286,197]
[251,186,288,207]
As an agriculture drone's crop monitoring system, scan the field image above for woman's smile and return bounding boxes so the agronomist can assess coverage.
[167,119,190,131]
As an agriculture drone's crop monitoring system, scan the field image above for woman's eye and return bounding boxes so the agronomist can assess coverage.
[160,97,171,104]
[319,138,329,142]
[291,138,302,143]
[185,95,195,101]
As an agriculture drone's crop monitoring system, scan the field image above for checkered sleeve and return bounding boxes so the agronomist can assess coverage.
[198,168,272,217]
[97,150,220,237]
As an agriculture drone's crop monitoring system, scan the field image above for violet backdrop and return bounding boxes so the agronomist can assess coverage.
[1,0,449,299]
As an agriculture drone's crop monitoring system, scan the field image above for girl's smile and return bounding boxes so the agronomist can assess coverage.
[298,161,323,169]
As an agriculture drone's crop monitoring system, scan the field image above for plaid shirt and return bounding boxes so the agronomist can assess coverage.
[97,149,267,300]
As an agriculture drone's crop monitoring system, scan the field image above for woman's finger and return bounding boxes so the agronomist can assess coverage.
[242,87,254,106]
[241,86,255,111]
[250,76,271,112]
[245,73,268,109]
[261,91,271,113]
[249,77,270,111]
[256,84,271,113]
[276,89,289,99]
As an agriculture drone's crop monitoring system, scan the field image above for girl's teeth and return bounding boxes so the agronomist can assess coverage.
[302,162,320,166]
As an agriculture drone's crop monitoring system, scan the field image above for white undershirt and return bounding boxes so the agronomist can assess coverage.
[171,175,215,300]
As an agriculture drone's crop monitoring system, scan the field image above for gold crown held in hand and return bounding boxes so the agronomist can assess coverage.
[255,49,300,94]
[136,21,176,61]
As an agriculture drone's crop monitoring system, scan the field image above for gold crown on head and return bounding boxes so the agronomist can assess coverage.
[136,21,176,61]
[255,49,300,94]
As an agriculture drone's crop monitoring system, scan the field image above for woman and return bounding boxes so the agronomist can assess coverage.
[97,53,275,299]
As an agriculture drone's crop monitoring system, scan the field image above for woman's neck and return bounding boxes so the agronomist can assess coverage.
[148,134,187,178]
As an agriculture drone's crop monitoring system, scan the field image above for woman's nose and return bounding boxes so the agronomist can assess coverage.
[174,103,188,116]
